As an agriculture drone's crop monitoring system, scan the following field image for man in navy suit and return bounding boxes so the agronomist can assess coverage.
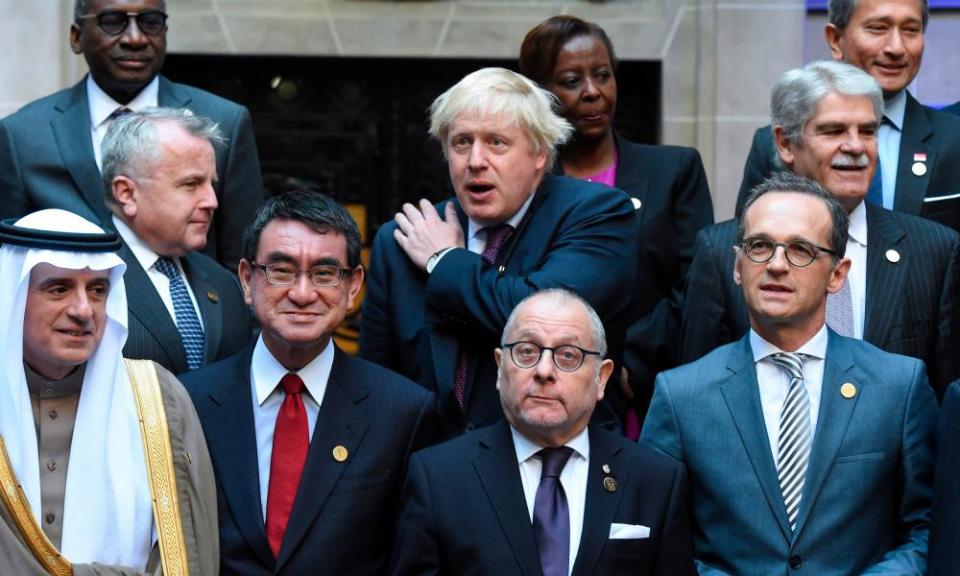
[737,0,960,233]
[681,60,960,398]
[645,173,937,574]
[0,0,263,270]
[103,108,251,374]
[360,67,636,436]
[182,190,438,576]
[392,289,695,576]
[929,379,960,574]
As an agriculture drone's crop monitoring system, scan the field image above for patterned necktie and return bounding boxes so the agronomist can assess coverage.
[866,116,889,206]
[265,374,309,558]
[154,257,205,370]
[533,447,573,576]
[107,106,131,122]
[770,352,810,532]
[826,278,855,337]
[452,224,514,409]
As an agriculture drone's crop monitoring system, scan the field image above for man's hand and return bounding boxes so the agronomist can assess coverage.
[394,200,465,271]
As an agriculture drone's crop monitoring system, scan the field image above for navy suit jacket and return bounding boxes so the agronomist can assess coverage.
[0,75,264,269]
[943,101,960,116]
[679,205,960,398]
[360,173,637,436]
[181,343,439,576]
[391,420,696,576]
[643,332,937,575]
[118,240,252,374]
[736,93,960,232]
[928,379,960,575]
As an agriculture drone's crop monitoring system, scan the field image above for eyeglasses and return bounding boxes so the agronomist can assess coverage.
[737,236,837,268]
[501,341,601,373]
[76,10,168,36]
[250,262,353,287]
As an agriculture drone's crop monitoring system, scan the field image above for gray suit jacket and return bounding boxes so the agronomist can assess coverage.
[642,331,937,575]
[119,241,252,374]
[0,75,263,270]
[679,205,960,398]
[736,92,960,232]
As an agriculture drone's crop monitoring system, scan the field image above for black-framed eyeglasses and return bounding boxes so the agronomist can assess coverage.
[737,236,837,268]
[250,262,353,287]
[76,10,168,36]
[501,341,602,373]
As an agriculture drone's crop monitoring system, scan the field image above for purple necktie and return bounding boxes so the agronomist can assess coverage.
[533,447,573,576]
[452,224,513,409]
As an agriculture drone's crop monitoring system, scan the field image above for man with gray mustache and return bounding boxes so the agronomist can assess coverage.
[679,60,960,399]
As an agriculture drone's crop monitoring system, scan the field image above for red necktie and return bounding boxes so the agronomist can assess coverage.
[265,373,309,558]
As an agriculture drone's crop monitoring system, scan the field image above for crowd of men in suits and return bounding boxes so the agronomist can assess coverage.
[2,0,960,574]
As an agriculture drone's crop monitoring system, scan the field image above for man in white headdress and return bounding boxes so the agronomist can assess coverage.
[0,209,218,575]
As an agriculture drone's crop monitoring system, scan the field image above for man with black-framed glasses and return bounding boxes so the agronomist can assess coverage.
[679,60,960,399]
[643,172,938,574]
[181,190,439,576]
[392,288,695,576]
[0,0,263,273]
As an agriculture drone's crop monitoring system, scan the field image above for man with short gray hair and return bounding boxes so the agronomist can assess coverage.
[737,0,960,233]
[361,68,637,436]
[103,107,251,374]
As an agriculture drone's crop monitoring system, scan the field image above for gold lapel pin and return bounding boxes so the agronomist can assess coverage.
[602,464,611,474]
[840,382,857,399]
[332,445,349,462]
[885,249,901,264]
[603,476,617,493]
[207,290,219,303]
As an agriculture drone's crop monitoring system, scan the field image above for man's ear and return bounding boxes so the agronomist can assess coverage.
[773,125,796,168]
[238,259,255,307]
[827,257,853,295]
[111,176,139,219]
[69,23,83,55]
[824,23,845,62]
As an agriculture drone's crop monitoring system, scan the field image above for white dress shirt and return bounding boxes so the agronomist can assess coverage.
[113,215,204,327]
[465,192,536,255]
[511,426,589,576]
[845,201,868,339]
[250,335,332,519]
[750,325,829,463]
[878,90,906,210]
[87,75,159,169]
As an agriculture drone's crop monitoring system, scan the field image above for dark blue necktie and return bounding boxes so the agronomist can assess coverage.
[155,257,205,370]
[866,152,883,206]
[533,447,573,576]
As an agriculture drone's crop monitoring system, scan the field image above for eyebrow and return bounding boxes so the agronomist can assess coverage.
[261,252,344,267]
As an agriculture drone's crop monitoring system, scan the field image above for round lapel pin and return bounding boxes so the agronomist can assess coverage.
[332,445,349,462]
[840,382,857,399]
[631,197,642,210]
[912,162,927,177]
[885,249,901,263]
[603,476,617,493]
[207,290,219,303]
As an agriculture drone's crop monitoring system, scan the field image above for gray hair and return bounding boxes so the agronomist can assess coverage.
[829,0,928,30]
[501,288,607,358]
[101,107,225,206]
[739,172,850,261]
[771,60,883,146]
[74,0,168,20]
[429,67,573,171]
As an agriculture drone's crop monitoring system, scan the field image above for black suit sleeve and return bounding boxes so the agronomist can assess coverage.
[679,228,735,363]
[736,127,775,217]
[929,381,960,575]
[390,454,440,576]
[655,463,697,576]
[214,105,263,271]
[0,119,27,221]
[934,238,960,397]
[359,225,398,368]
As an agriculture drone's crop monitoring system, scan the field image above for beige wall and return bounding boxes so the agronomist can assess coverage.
[3,0,957,219]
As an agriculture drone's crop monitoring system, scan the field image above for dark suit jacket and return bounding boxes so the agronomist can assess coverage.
[360,173,637,436]
[118,240,252,374]
[390,420,696,576]
[643,332,936,575]
[0,75,264,269]
[181,344,439,576]
[679,205,960,398]
[736,93,960,232]
[943,101,960,116]
[929,380,960,575]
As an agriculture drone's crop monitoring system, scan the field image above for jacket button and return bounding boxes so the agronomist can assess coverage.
[464,423,476,432]
[789,555,802,569]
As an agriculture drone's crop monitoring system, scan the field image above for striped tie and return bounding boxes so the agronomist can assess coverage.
[770,352,810,532]
[155,257,205,370]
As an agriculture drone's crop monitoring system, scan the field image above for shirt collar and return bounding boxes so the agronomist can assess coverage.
[87,74,159,129]
[511,424,590,464]
[749,323,829,364]
[883,90,907,131]
[251,334,334,406]
[847,200,868,247]
[467,189,536,247]
[113,214,162,272]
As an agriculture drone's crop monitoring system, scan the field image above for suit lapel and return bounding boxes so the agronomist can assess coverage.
[719,336,792,541]
[893,94,935,216]
[571,429,628,576]
[863,205,907,346]
[50,79,110,224]
[792,333,860,538]
[157,75,190,108]
[473,422,543,576]
[182,253,222,363]
[203,344,275,567]
[275,349,371,572]
[612,132,651,223]
[119,242,188,372]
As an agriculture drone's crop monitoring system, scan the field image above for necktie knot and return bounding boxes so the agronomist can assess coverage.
[280,373,305,396]
[538,447,573,479]
[154,257,180,281]
[482,224,514,264]
[769,352,805,383]
[108,106,131,122]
